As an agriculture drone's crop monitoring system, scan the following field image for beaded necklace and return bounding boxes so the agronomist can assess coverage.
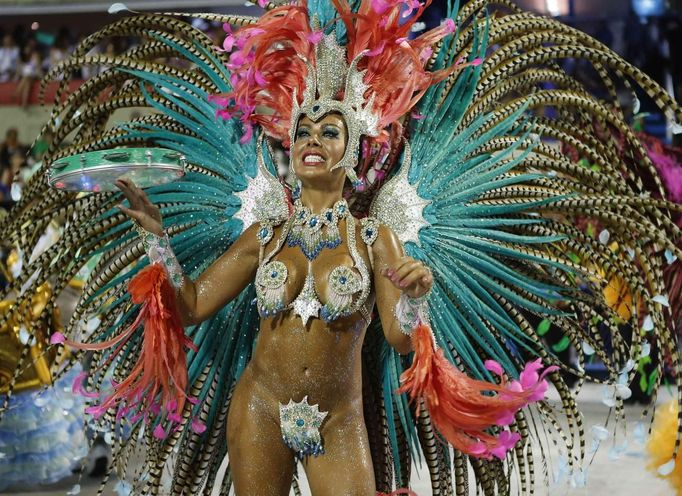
[286,198,349,260]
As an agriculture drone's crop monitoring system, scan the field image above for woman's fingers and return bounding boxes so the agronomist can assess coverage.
[115,178,143,210]
[140,189,156,208]
[115,178,160,220]
[129,180,148,202]
[393,260,422,282]
[381,256,433,297]
[114,179,163,235]
[403,270,433,298]
[398,270,430,294]
[131,182,161,220]
[130,181,161,220]
[118,204,143,222]
[118,204,163,235]
[399,267,430,288]
[382,256,413,278]
[382,259,424,284]
[118,178,147,204]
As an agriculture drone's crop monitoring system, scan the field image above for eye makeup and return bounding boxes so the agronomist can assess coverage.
[295,124,340,141]
[323,125,340,138]
[295,127,310,139]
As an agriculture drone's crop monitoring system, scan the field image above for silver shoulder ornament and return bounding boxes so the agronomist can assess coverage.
[369,142,430,247]
[234,134,289,238]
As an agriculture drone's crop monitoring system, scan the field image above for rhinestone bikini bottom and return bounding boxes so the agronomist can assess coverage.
[279,396,328,459]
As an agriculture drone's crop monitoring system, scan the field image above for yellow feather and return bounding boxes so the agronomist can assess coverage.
[646,400,682,495]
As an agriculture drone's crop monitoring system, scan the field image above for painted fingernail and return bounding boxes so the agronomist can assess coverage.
[399,280,407,288]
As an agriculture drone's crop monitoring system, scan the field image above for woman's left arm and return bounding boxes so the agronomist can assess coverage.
[372,224,433,355]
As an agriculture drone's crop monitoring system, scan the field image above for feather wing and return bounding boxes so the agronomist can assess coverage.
[0,13,285,494]
[369,0,682,492]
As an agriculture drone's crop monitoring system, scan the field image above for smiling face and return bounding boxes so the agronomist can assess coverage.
[291,113,348,187]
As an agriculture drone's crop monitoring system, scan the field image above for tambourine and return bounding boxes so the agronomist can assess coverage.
[48,148,186,192]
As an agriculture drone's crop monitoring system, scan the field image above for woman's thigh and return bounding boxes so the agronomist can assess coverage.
[302,408,375,496]
[227,373,296,496]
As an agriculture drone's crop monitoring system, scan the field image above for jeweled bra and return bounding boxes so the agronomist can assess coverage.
[255,199,380,325]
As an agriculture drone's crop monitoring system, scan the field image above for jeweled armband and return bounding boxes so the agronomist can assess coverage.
[140,231,184,289]
[395,291,431,336]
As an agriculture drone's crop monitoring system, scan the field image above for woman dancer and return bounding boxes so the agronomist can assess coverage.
[114,110,433,493]
[1,1,681,494]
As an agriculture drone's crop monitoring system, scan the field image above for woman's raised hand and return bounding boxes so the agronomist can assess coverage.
[382,256,433,298]
[115,178,164,236]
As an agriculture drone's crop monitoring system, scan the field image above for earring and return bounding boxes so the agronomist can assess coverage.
[285,155,302,199]
[292,178,302,199]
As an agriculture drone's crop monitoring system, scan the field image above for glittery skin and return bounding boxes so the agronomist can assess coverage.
[227,220,377,494]
[219,197,422,494]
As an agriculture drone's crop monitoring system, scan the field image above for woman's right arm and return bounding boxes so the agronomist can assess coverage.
[116,178,261,326]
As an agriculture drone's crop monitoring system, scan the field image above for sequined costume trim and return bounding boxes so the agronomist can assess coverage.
[395,291,431,336]
[140,231,184,289]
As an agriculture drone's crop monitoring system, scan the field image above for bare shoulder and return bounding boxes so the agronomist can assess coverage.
[232,222,265,257]
[370,222,403,263]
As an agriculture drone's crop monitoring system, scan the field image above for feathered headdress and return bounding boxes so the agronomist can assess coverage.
[211,0,478,186]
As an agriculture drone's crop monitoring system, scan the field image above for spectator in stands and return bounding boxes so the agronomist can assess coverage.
[98,41,117,75]
[0,128,26,170]
[664,16,681,103]
[595,20,614,49]
[0,168,10,201]
[0,34,19,83]
[44,31,70,78]
[72,33,102,80]
[0,150,26,202]
[0,157,15,201]
[15,39,42,109]
[9,150,28,198]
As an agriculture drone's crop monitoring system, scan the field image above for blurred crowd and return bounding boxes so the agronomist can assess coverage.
[0,21,226,108]
[0,9,679,106]
[0,127,50,205]
[0,26,73,108]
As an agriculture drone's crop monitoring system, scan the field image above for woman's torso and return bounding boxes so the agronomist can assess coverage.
[249,214,376,412]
